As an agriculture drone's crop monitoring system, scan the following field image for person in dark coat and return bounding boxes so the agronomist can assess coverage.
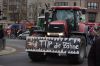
[29,27,34,36]
[88,37,100,66]
[0,25,5,49]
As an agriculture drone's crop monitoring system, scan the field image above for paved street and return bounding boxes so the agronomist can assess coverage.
[0,39,90,66]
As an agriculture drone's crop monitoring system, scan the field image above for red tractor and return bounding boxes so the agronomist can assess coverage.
[26,6,88,64]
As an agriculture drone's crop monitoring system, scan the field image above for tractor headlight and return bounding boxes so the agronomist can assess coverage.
[47,33,50,35]
[59,33,64,36]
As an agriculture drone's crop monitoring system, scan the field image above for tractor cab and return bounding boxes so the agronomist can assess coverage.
[45,6,86,36]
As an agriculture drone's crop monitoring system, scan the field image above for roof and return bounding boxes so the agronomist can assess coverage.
[84,22,100,27]
[51,6,81,10]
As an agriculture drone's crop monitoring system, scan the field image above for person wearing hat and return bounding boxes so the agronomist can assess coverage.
[0,25,4,39]
[0,25,5,50]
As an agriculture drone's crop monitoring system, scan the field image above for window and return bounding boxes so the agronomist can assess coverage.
[9,5,17,11]
[88,12,96,22]
[54,2,68,6]
[53,10,74,21]
[87,2,98,9]
[52,10,75,29]
[74,2,77,6]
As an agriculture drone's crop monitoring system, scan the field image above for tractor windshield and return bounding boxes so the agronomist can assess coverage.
[52,10,74,21]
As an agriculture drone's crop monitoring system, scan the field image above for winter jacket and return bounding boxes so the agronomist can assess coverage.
[88,37,100,66]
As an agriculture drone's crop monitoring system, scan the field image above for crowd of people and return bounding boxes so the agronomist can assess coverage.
[5,20,35,39]
[5,24,23,38]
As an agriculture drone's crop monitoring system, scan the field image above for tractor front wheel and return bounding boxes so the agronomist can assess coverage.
[67,36,86,64]
[28,52,47,62]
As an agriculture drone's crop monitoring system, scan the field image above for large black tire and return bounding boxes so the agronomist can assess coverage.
[28,52,47,62]
[67,36,86,64]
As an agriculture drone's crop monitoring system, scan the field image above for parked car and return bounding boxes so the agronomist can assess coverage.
[18,30,30,40]
[5,24,25,38]
[29,26,42,36]
[18,26,42,40]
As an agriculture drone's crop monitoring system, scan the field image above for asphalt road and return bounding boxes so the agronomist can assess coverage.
[0,39,90,66]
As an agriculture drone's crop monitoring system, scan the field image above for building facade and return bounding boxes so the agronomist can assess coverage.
[3,0,27,21]
[54,0,86,8]
[0,0,3,19]
[86,0,100,22]
[2,0,100,22]
[27,0,37,20]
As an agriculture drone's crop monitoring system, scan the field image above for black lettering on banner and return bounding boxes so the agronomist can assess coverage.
[47,41,52,48]
[74,45,79,49]
[54,43,61,49]
[34,41,38,48]
[39,40,47,47]
[26,37,80,51]
[63,42,70,49]
[62,42,79,49]
[39,40,44,46]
